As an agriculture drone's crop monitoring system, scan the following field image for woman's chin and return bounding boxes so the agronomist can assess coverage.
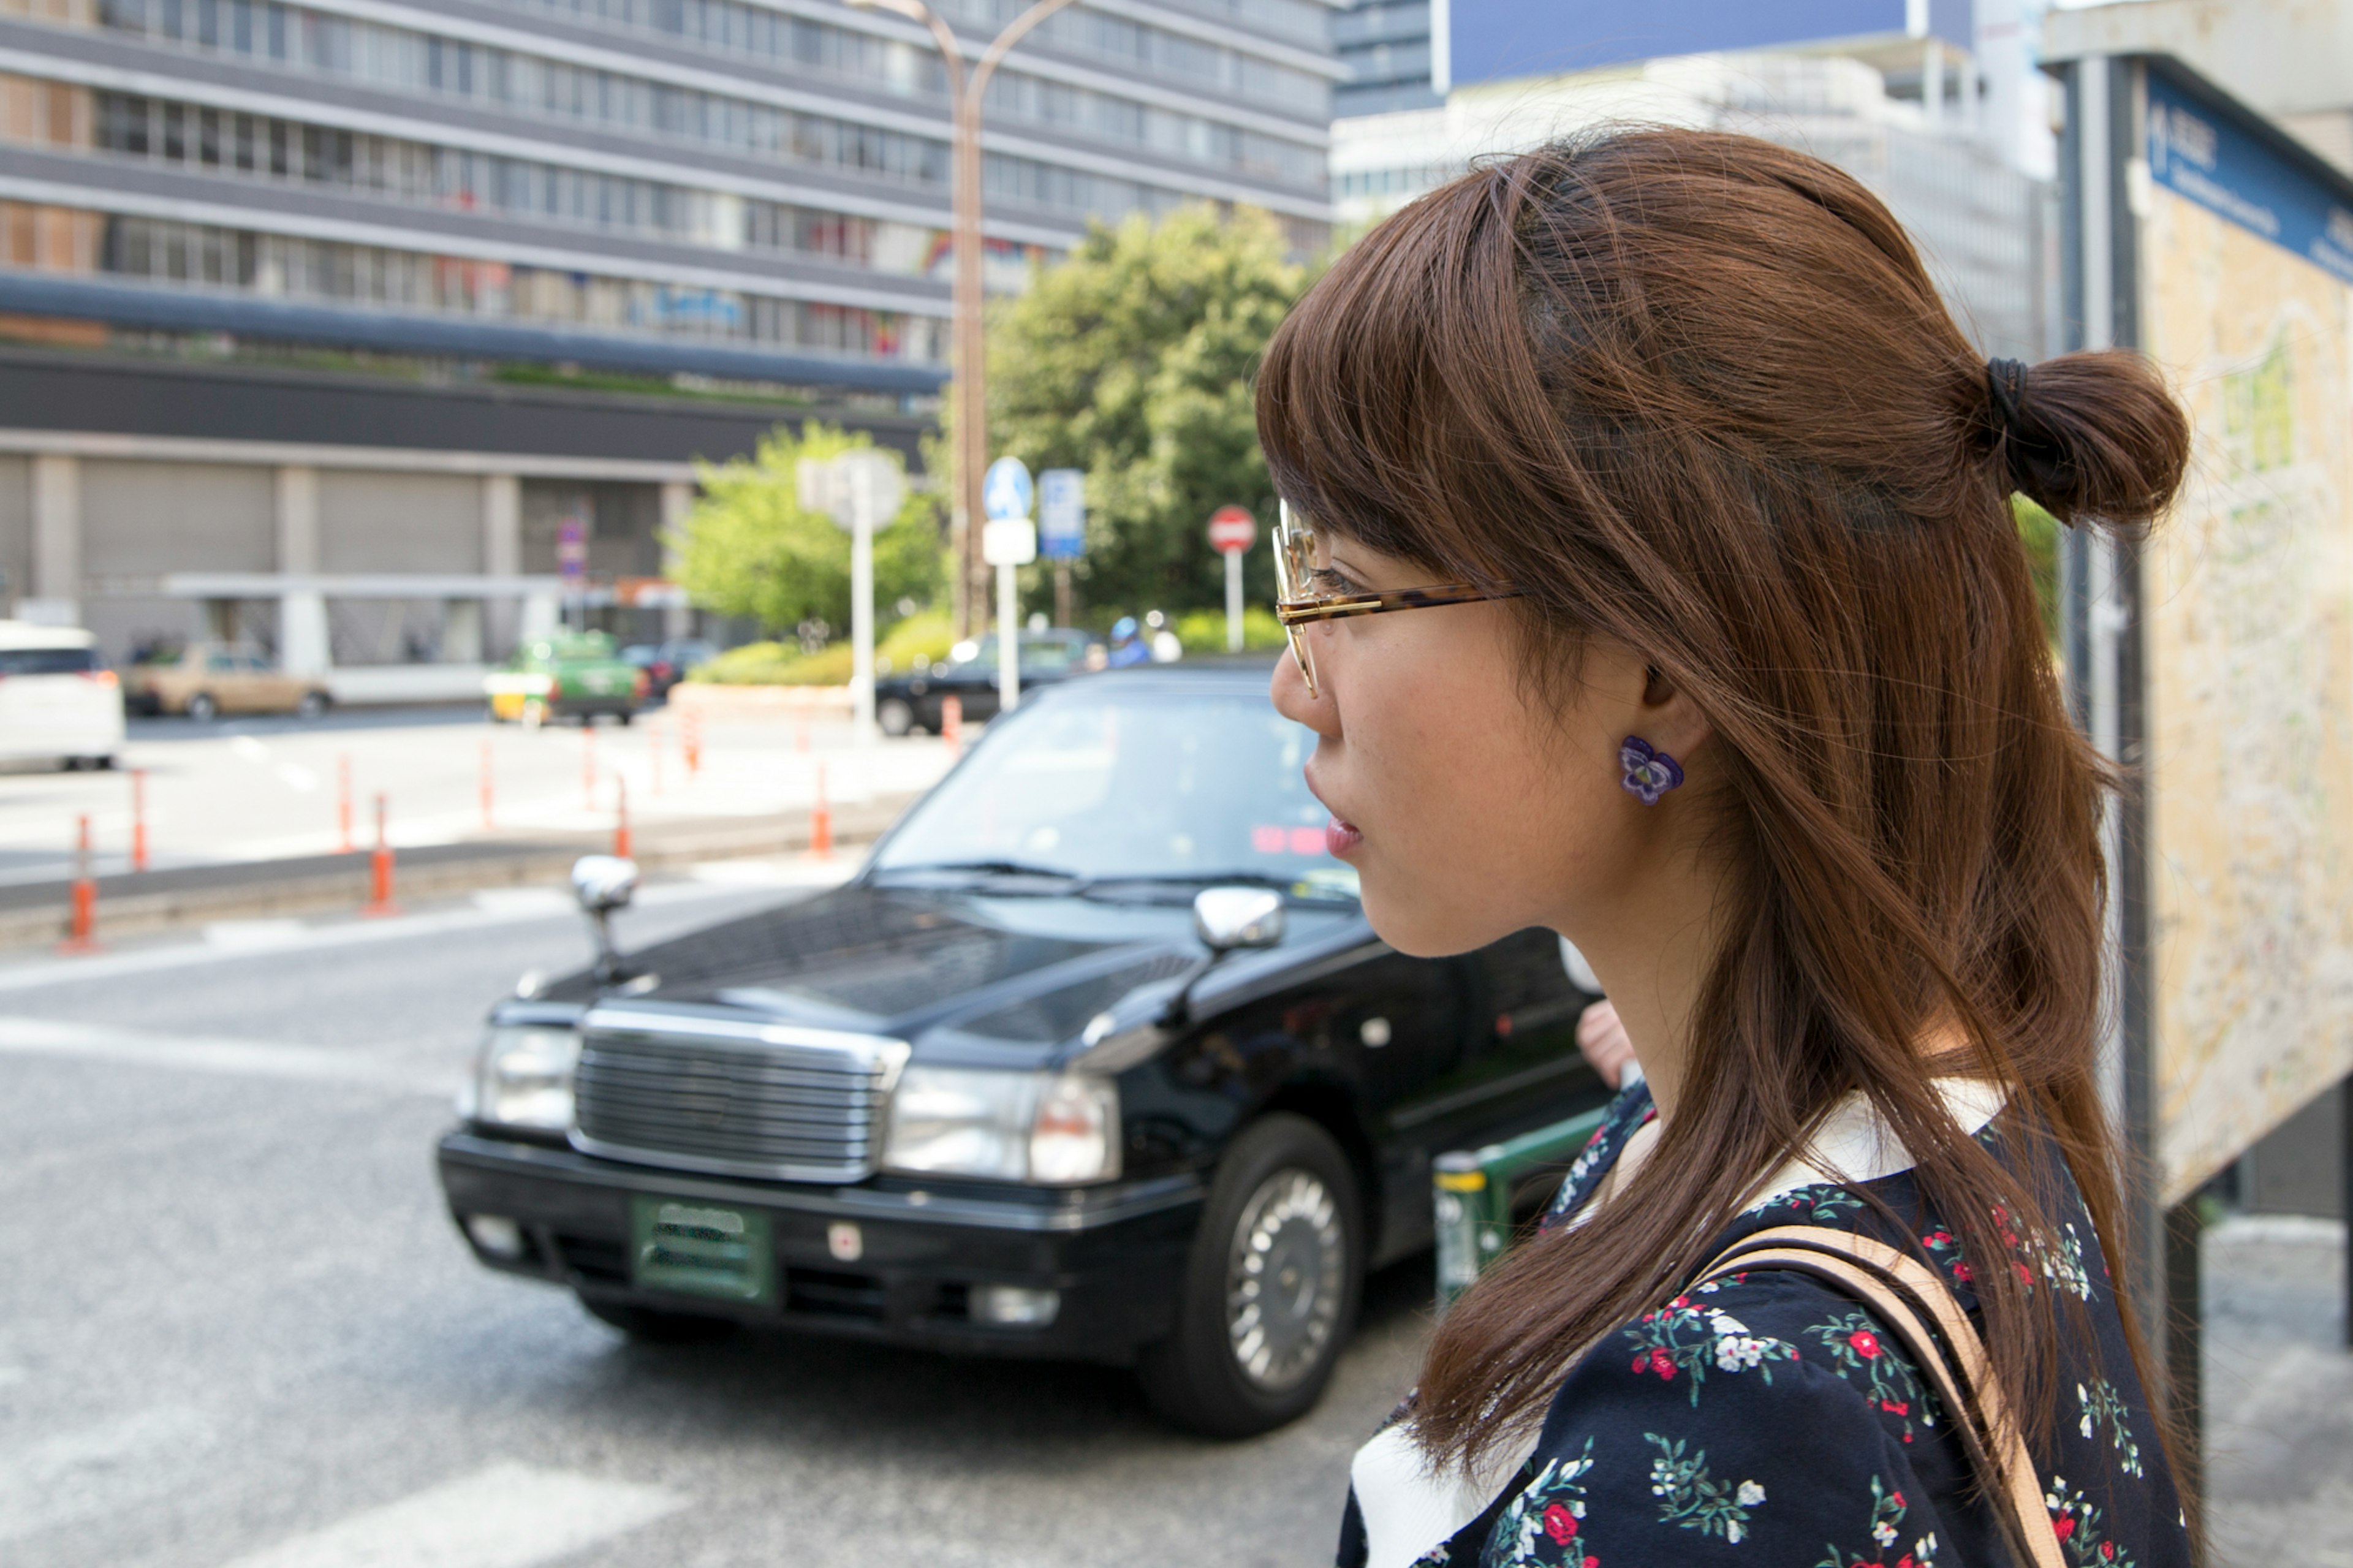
[1357,884,1491,960]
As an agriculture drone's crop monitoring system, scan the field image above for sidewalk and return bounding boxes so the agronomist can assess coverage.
[2206,1212,2351,1564]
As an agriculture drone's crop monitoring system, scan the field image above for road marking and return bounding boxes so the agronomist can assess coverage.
[275,762,321,792]
[230,736,271,762]
[217,1461,685,1568]
[0,1015,453,1095]
[0,1404,216,1545]
[0,874,781,994]
[471,887,574,916]
[203,918,312,950]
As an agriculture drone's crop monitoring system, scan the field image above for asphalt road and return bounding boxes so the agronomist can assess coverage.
[0,873,1425,1568]
[0,866,2341,1567]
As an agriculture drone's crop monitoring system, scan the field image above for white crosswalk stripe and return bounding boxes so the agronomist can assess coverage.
[216,1462,686,1568]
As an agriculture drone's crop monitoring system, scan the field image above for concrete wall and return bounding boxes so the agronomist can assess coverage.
[82,459,274,576]
[0,453,27,614]
[318,471,483,574]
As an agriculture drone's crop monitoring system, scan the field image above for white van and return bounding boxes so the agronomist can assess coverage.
[0,622,124,770]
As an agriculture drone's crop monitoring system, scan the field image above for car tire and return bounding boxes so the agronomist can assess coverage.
[1137,1113,1363,1438]
[184,692,219,722]
[616,710,634,727]
[877,697,915,738]
[577,1295,740,1344]
[297,691,328,721]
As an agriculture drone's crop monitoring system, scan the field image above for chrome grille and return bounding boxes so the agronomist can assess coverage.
[570,1009,909,1183]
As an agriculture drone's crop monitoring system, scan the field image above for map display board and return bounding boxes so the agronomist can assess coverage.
[2136,64,2353,1201]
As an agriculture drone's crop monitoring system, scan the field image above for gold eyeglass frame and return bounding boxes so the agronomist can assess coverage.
[1271,499,1523,696]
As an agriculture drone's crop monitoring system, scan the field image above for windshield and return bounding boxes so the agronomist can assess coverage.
[873,688,1355,900]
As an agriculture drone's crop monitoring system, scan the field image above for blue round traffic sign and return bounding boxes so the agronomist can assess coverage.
[983,457,1034,522]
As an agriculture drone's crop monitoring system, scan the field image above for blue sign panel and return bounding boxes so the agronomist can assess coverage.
[982,456,1033,522]
[1038,468,1085,561]
[1444,0,1971,88]
[2145,67,2353,287]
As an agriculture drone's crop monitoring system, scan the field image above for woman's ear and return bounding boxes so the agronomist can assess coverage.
[1637,665,1713,767]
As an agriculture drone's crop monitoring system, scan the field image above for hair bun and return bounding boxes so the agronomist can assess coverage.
[1979,349,2189,529]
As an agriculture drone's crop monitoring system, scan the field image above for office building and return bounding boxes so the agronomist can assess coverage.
[0,0,1339,689]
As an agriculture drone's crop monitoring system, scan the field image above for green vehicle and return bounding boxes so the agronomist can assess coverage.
[485,632,649,727]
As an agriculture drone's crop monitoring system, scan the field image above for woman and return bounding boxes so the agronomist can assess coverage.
[1260,131,2194,1567]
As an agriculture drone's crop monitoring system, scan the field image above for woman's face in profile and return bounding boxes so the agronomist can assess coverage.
[1268,530,1700,960]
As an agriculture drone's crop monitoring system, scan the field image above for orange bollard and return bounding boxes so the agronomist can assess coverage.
[809,761,833,859]
[941,695,963,760]
[479,740,494,833]
[614,775,632,860]
[336,753,354,853]
[582,725,597,811]
[365,793,396,916]
[683,711,702,778]
[129,768,149,873]
[61,814,97,952]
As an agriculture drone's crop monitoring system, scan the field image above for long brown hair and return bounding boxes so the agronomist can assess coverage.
[1256,130,2190,1479]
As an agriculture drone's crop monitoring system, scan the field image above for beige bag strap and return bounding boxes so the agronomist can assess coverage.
[1694,1224,2063,1568]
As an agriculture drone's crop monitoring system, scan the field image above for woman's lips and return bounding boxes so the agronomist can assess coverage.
[1324,816,1364,858]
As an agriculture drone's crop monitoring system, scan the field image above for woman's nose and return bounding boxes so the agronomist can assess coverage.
[1270,644,1337,736]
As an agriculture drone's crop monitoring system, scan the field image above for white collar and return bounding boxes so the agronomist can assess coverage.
[1745,1075,2010,1210]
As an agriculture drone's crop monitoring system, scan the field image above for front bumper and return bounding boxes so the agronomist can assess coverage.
[436,1131,1204,1363]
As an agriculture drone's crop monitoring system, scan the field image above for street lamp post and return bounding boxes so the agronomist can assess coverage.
[848,0,1081,638]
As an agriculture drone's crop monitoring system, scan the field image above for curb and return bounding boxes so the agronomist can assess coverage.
[0,795,916,950]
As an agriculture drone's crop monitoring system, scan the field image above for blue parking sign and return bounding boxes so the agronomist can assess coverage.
[983,457,1033,522]
[1039,469,1085,561]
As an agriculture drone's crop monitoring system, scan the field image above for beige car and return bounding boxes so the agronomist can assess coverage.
[129,642,332,722]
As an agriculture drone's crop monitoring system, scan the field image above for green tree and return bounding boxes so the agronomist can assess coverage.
[669,422,943,635]
[980,203,1310,620]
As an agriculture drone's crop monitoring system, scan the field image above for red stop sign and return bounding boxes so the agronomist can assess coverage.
[1207,505,1256,555]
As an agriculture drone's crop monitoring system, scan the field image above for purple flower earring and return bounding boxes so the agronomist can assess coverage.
[1620,736,1684,805]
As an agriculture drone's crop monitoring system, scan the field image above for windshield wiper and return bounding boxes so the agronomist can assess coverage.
[872,858,1088,886]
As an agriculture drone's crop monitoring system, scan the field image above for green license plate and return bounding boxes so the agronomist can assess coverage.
[629,1196,776,1306]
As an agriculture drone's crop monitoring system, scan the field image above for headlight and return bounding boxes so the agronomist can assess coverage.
[470,1025,579,1131]
[882,1067,1120,1185]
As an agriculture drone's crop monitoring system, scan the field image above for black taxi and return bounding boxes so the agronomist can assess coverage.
[435,666,1605,1435]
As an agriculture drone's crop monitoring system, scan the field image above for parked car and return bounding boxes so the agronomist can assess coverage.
[485,632,648,726]
[0,621,123,768]
[620,638,718,701]
[436,666,1605,1435]
[873,627,1102,735]
[126,641,330,722]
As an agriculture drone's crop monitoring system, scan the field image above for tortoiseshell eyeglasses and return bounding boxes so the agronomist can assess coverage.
[1272,500,1524,696]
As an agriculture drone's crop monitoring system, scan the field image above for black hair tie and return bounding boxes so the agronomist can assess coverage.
[1985,357,2031,437]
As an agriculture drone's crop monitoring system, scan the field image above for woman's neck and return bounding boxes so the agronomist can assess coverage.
[1564,846,1737,1125]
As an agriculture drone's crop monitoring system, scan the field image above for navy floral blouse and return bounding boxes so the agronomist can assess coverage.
[1339,1083,2192,1568]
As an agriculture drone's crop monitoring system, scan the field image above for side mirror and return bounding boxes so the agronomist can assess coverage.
[1193,886,1285,953]
[572,854,638,914]
[571,855,638,985]
[1164,886,1286,1026]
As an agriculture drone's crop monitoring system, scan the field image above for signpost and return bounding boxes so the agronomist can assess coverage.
[983,456,1036,711]
[1208,505,1256,653]
[1039,468,1085,629]
[2042,40,2353,1501]
[798,449,906,741]
[556,515,587,628]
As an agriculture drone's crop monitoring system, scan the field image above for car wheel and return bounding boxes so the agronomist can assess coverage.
[1137,1113,1362,1437]
[615,710,634,727]
[184,692,218,722]
[297,691,328,721]
[577,1295,738,1344]
[877,697,915,738]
